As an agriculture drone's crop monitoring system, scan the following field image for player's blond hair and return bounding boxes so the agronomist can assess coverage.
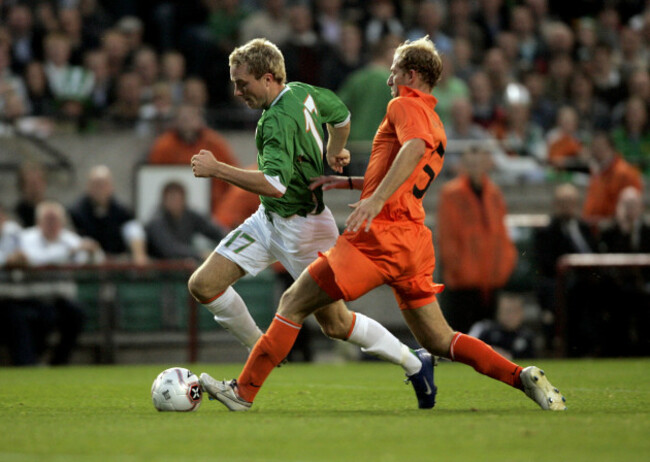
[229,38,286,84]
[394,36,443,88]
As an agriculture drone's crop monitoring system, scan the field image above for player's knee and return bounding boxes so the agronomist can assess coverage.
[319,320,348,340]
[188,270,222,303]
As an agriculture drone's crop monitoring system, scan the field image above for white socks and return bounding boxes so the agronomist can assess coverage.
[346,312,422,376]
[202,286,263,349]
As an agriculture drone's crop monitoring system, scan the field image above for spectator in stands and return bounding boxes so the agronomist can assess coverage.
[69,165,148,264]
[58,7,87,65]
[363,0,404,47]
[115,16,144,63]
[597,187,650,356]
[600,187,650,254]
[406,1,452,56]
[203,0,250,54]
[146,181,225,261]
[314,0,345,47]
[83,49,113,118]
[433,53,470,128]
[43,32,94,124]
[0,46,28,115]
[616,26,646,80]
[445,0,485,58]
[337,35,398,173]
[133,46,159,104]
[545,105,587,171]
[613,68,650,125]
[568,71,611,135]
[545,53,574,104]
[100,29,129,80]
[148,104,239,221]
[437,145,517,334]
[522,71,556,131]
[509,4,542,73]
[182,77,209,109]
[533,183,597,351]
[161,51,186,104]
[0,202,50,367]
[14,162,48,228]
[491,84,547,182]
[23,60,55,117]
[590,42,625,108]
[6,4,44,74]
[282,4,330,87]
[483,47,514,102]
[472,0,509,50]
[239,0,291,47]
[451,37,477,83]
[136,81,175,137]
[583,131,643,226]
[468,70,505,130]
[106,71,142,128]
[320,22,364,91]
[611,97,650,174]
[468,292,536,360]
[18,201,102,364]
[444,97,495,175]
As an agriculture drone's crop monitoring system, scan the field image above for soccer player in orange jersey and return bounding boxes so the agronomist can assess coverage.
[200,37,567,412]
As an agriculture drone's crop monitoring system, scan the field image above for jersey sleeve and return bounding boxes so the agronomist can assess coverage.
[258,112,295,187]
[308,84,350,127]
[387,98,435,149]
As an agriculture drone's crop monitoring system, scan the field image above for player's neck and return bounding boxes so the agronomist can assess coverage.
[265,83,286,109]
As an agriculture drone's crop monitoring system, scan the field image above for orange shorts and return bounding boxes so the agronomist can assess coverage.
[308,220,444,310]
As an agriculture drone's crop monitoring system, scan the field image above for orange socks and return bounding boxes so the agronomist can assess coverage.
[449,332,523,390]
[236,314,302,402]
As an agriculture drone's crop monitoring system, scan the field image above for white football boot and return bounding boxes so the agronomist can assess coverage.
[520,366,567,411]
[199,373,252,412]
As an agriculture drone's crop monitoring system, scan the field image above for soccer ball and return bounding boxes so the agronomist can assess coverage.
[151,367,203,412]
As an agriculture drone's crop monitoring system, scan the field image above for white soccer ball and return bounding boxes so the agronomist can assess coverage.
[151,367,203,412]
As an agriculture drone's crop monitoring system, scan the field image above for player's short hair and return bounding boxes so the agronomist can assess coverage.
[162,181,186,197]
[394,36,443,89]
[229,38,286,84]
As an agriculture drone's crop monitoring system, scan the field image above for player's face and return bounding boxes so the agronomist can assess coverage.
[230,64,271,109]
[387,58,412,98]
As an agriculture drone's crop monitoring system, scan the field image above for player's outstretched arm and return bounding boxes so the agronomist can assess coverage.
[191,149,283,197]
[309,175,364,191]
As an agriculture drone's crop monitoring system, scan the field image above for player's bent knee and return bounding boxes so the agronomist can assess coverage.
[319,321,348,340]
[188,270,224,303]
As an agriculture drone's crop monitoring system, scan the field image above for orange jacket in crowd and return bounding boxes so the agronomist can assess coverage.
[547,132,582,167]
[583,155,643,222]
[148,128,240,221]
[436,174,517,291]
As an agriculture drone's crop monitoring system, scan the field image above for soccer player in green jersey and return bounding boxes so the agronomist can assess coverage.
[189,38,437,409]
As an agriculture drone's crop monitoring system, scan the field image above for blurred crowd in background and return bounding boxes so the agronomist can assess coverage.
[0,0,648,175]
[1,0,649,365]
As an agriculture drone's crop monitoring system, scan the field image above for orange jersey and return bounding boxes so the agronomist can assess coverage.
[311,86,446,309]
[360,86,446,224]
[583,155,643,221]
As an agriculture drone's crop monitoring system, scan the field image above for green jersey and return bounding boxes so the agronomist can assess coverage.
[255,81,350,217]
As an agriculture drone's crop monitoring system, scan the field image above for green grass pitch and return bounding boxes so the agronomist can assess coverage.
[1,359,648,461]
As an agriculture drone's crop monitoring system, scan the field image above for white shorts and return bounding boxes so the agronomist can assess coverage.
[215,205,339,279]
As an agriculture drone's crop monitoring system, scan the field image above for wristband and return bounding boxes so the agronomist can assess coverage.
[348,177,353,189]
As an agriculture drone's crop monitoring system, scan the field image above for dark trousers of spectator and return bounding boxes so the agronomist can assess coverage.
[0,298,54,365]
[49,297,85,365]
[0,297,84,366]
[441,288,499,334]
